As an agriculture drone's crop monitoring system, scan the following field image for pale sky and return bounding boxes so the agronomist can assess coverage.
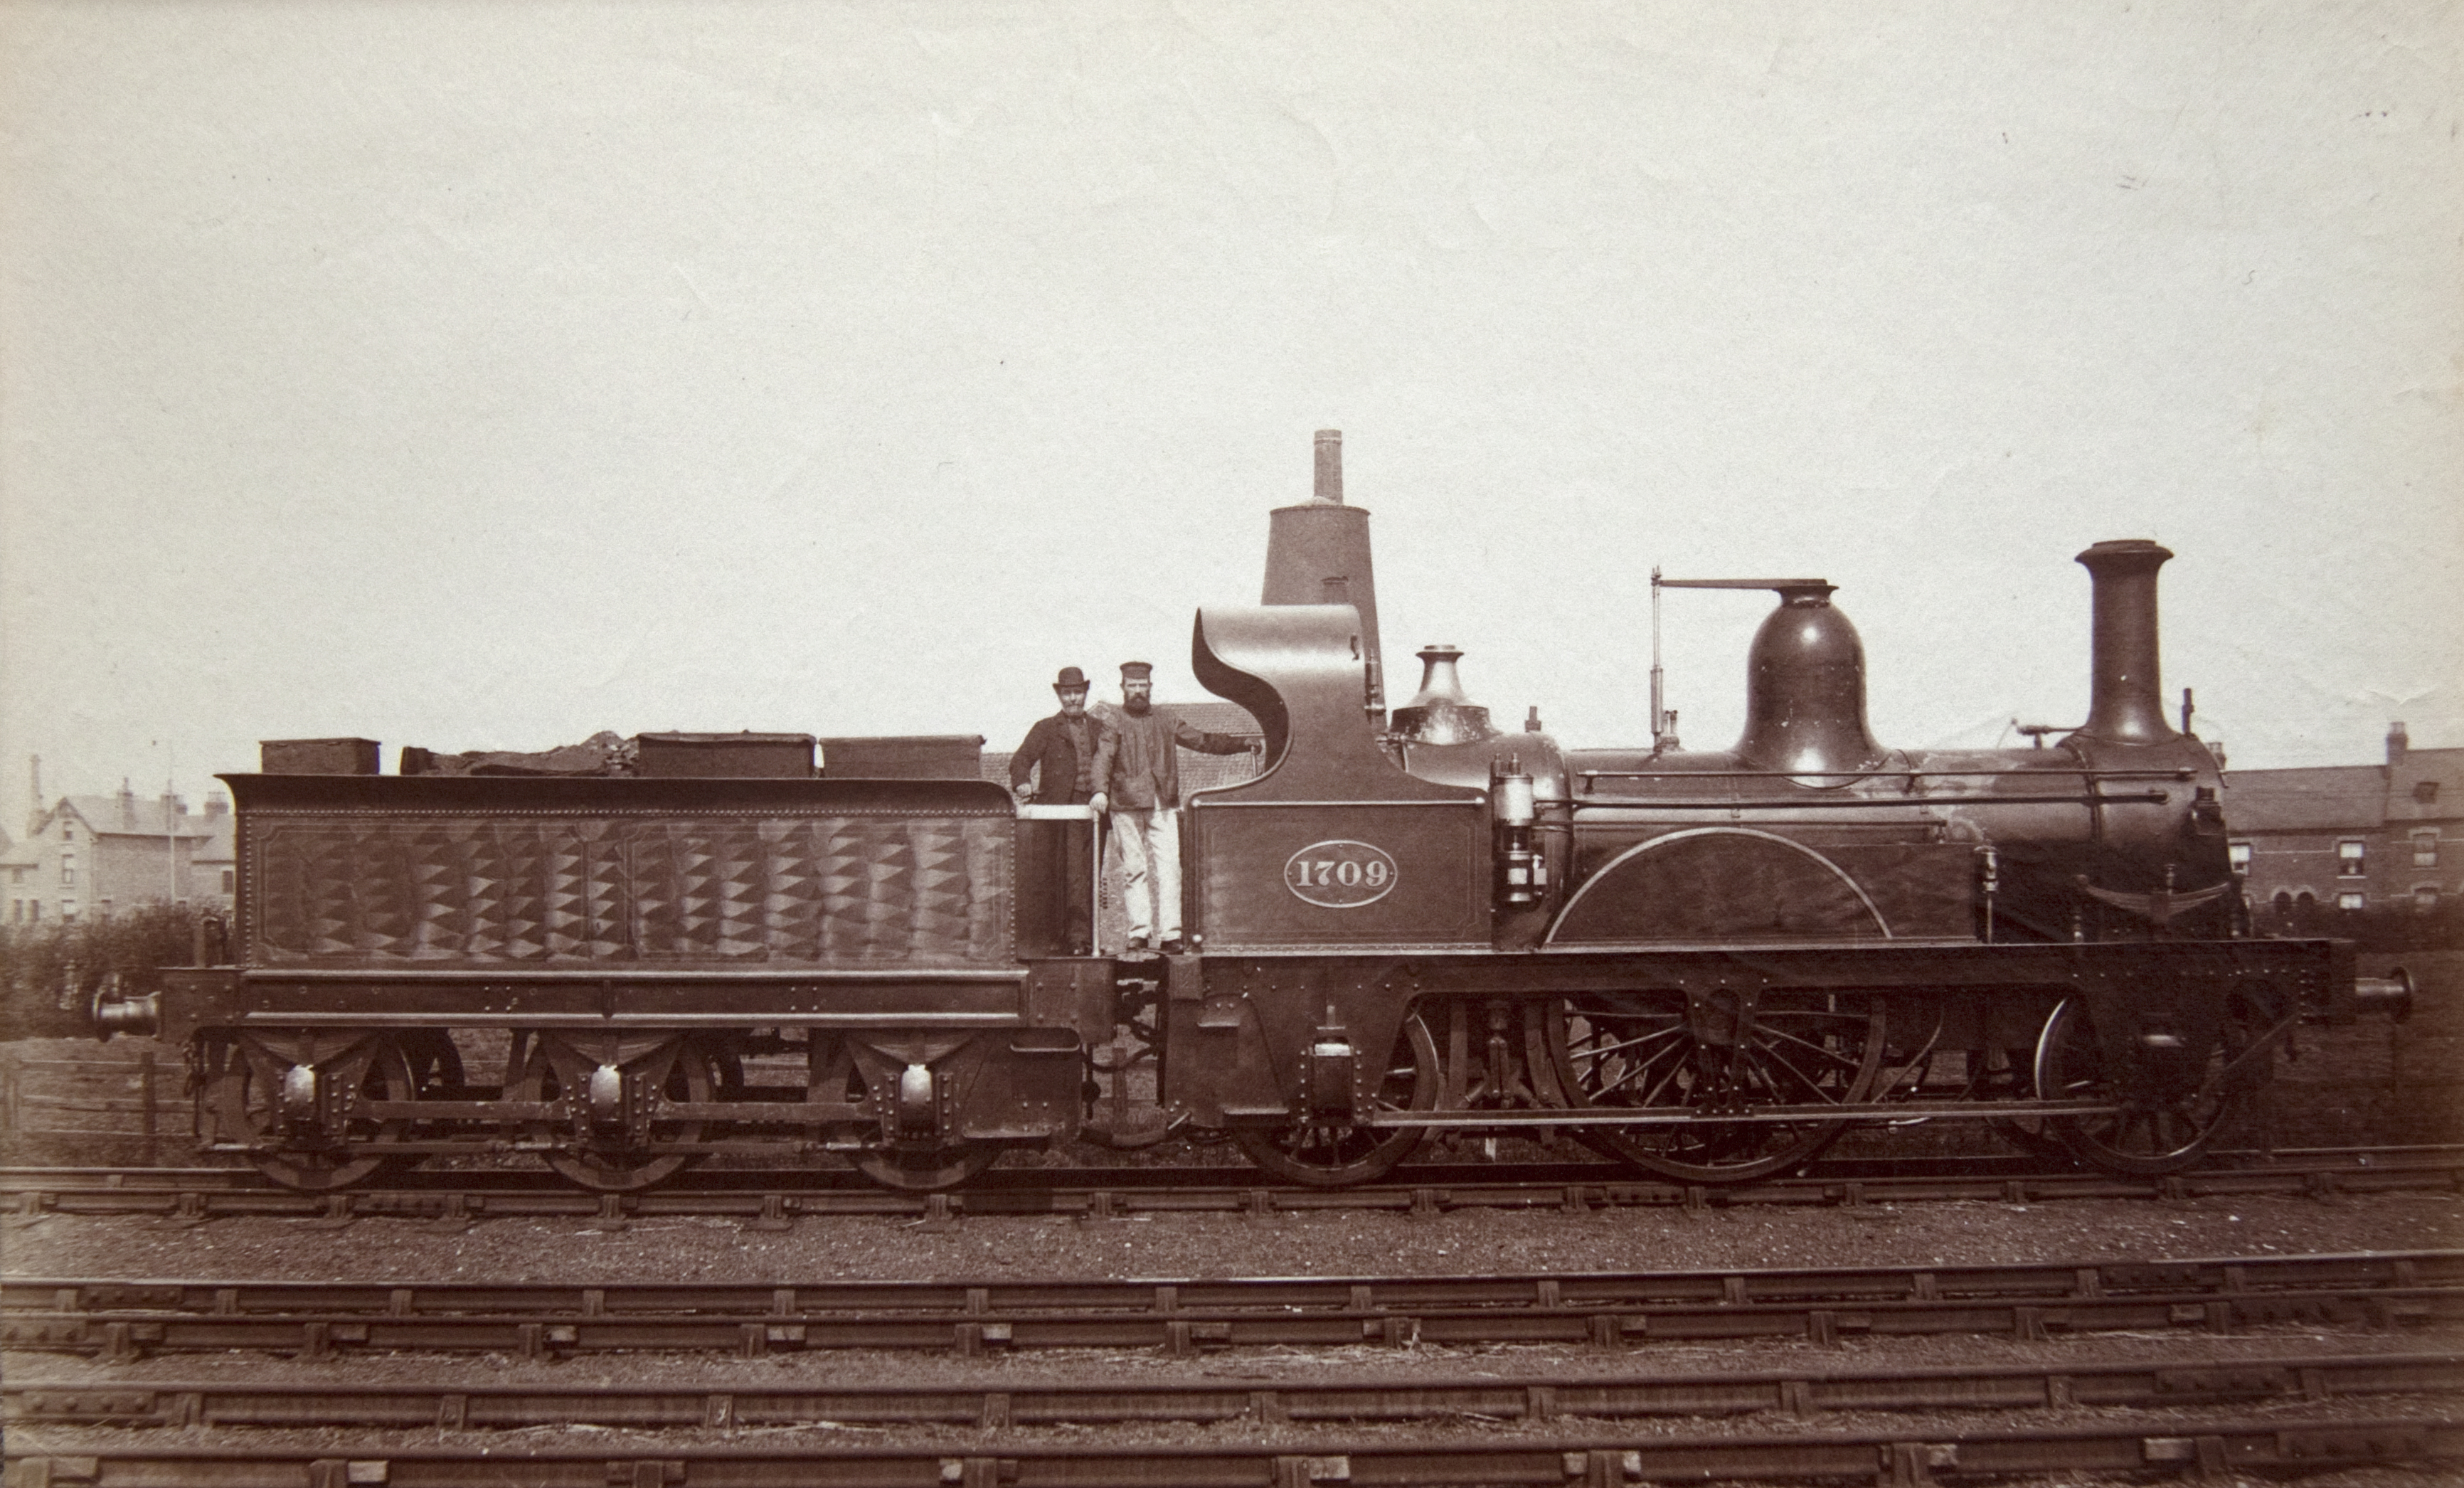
[4,1,2458,816]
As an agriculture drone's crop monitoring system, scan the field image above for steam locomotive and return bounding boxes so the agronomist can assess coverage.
[96,432,2410,1192]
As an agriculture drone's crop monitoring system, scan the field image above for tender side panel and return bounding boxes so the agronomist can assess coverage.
[229,776,1015,970]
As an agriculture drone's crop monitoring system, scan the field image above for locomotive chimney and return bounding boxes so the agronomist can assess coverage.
[1263,429,1386,723]
[2072,539,2179,747]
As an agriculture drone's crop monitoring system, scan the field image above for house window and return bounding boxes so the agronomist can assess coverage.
[2415,831,2440,868]
[2337,891,2365,912]
[2416,886,2442,913]
[2337,840,2367,876]
[59,900,77,923]
[221,869,235,893]
[2418,780,2441,804]
[97,898,112,918]
[59,851,75,886]
[2228,841,2252,875]
[27,902,38,923]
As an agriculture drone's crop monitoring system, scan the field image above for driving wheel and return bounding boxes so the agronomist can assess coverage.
[1544,989,1886,1183]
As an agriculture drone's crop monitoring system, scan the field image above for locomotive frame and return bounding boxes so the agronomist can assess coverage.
[97,440,2411,1193]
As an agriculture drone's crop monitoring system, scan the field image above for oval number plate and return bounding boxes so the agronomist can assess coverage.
[1284,840,1400,908]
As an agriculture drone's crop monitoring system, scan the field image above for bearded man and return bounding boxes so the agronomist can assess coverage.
[1098,660,1257,953]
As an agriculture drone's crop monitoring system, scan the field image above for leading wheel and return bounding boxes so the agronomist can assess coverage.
[853,1144,1003,1191]
[1544,991,1886,1184]
[1232,1014,1440,1188]
[2036,997,2259,1176]
[515,1035,717,1192]
[211,1033,416,1193]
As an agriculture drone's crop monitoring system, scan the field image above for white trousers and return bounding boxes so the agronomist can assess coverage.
[1113,807,1181,942]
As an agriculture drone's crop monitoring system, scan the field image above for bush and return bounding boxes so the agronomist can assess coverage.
[0,903,208,1040]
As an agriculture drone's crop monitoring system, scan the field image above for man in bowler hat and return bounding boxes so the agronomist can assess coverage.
[1098,660,1256,953]
[1009,666,1115,955]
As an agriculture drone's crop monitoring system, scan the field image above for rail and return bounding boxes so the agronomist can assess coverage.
[6,1250,2454,1361]
[9,1417,2458,1487]
[9,1349,2454,1428]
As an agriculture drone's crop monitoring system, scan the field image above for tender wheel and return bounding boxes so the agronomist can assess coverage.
[1232,1014,1439,1188]
[1544,991,1886,1184]
[853,1144,1002,1191]
[2036,997,2259,1176]
[211,1033,416,1192]
[398,1030,466,1094]
[374,1030,467,1179]
[515,1034,717,1193]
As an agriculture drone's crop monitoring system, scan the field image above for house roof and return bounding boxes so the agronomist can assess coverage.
[2221,766,2388,834]
[191,816,238,864]
[2386,746,2464,826]
[55,795,223,841]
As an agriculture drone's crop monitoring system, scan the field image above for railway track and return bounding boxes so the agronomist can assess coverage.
[6,1148,2458,1228]
[6,1415,2459,1486]
[7,1252,2456,1361]
[9,1349,2459,1430]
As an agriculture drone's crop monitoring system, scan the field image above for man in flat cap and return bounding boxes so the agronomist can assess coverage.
[1099,660,1256,953]
[1009,666,1115,956]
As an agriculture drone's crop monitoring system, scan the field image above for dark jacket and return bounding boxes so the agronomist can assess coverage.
[1098,706,1248,809]
[1009,711,1116,803]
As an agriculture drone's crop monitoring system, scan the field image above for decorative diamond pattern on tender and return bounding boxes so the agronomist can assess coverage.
[249,813,1012,967]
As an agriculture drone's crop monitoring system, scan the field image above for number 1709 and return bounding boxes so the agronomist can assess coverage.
[1292,857,1389,888]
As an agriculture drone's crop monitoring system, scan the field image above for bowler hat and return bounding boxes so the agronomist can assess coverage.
[1120,661,1154,681]
[1053,666,1088,691]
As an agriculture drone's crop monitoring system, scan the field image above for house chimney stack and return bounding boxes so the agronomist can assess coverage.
[119,779,138,828]
[2388,722,2410,764]
[26,754,39,836]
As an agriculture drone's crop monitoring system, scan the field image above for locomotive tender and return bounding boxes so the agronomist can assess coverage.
[98,432,2410,1191]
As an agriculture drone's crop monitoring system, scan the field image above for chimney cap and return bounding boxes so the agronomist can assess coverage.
[2075,538,2174,570]
[1312,428,1343,504]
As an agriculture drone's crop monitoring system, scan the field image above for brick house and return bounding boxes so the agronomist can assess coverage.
[4,783,235,926]
[2224,724,2463,930]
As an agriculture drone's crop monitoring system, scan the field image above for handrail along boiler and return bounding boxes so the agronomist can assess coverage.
[99,434,2411,1190]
